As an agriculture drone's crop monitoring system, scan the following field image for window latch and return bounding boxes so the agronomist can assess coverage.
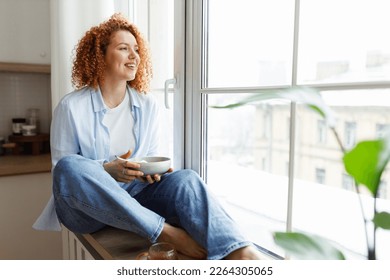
[164,78,176,109]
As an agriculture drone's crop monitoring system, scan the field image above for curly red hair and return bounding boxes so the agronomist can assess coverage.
[71,13,152,93]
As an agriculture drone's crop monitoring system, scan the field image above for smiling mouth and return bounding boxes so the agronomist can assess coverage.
[125,63,137,69]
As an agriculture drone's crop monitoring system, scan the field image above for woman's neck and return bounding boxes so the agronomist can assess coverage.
[100,81,127,109]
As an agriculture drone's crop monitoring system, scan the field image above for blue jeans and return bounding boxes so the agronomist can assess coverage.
[53,155,251,259]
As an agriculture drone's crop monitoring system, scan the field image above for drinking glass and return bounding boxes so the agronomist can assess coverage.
[136,242,179,260]
[147,242,179,260]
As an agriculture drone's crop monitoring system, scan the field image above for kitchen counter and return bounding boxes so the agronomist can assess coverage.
[0,154,51,176]
[0,62,50,73]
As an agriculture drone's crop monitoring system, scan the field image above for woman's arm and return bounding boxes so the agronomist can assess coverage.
[50,100,80,167]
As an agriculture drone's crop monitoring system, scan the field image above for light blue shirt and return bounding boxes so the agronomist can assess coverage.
[33,86,160,231]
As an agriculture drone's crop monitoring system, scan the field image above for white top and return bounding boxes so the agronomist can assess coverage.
[102,93,136,159]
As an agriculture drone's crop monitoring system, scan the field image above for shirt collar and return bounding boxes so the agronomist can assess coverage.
[90,85,141,113]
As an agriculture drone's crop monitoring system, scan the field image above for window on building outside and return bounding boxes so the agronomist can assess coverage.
[376,123,390,138]
[315,168,326,184]
[344,121,357,149]
[317,119,327,144]
[342,173,354,191]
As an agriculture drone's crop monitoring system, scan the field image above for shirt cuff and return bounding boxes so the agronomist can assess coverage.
[97,159,108,166]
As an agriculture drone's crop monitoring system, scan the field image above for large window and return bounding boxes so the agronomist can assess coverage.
[188,0,390,259]
[131,0,186,170]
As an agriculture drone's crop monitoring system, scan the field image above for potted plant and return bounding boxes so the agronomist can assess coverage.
[212,86,390,259]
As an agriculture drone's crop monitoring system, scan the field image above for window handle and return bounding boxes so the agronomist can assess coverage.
[164,78,176,109]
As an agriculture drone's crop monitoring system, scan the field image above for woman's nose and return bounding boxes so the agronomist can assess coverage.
[129,49,137,59]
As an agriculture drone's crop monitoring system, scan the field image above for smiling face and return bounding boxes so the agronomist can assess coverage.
[104,30,140,83]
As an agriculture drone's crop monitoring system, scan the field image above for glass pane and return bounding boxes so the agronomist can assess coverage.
[149,0,174,89]
[207,0,294,88]
[151,90,174,160]
[293,89,390,259]
[148,0,175,164]
[207,93,292,256]
[298,0,390,84]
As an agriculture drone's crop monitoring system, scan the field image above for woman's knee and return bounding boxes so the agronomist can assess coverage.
[54,155,101,177]
[53,155,101,193]
[165,169,207,194]
[172,169,200,180]
[54,155,83,173]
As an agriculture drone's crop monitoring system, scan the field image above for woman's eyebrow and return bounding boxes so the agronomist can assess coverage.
[117,42,138,48]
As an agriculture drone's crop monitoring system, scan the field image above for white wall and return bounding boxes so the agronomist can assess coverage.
[0,0,50,64]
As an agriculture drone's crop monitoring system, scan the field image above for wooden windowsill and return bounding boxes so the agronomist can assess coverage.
[75,226,195,260]
[0,62,50,74]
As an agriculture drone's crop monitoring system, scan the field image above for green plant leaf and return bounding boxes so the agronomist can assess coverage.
[211,92,281,109]
[273,232,345,260]
[373,211,390,230]
[343,139,390,196]
[210,86,336,128]
[278,87,335,127]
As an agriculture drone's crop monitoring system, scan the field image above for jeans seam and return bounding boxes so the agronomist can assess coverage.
[208,241,253,260]
[149,216,165,243]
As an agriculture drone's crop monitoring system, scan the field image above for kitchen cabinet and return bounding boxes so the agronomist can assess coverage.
[0,0,50,65]
[0,172,62,259]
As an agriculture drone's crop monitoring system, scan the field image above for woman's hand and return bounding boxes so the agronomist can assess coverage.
[138,167,174,184]
[103,150,144,183]
[104,150,174,184]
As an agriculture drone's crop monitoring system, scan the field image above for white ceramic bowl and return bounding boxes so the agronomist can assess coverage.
[129,156,171,175]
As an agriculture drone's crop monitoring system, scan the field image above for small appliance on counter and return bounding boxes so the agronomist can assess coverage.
[26,108,40,134]
[12,118,26,135]
[6,109,48,155]
[21,125,37,136]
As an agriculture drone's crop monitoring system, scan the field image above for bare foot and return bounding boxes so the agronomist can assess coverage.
[157,223,207,259]
[224,245,264,260]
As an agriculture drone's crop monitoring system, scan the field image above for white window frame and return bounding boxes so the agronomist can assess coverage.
[185,0,301,238]
[185,0,390,258]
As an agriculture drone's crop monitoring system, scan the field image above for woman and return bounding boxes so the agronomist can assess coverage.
[34,13,262,260]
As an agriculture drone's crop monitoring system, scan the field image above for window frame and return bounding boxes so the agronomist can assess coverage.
[185,0,390,258]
